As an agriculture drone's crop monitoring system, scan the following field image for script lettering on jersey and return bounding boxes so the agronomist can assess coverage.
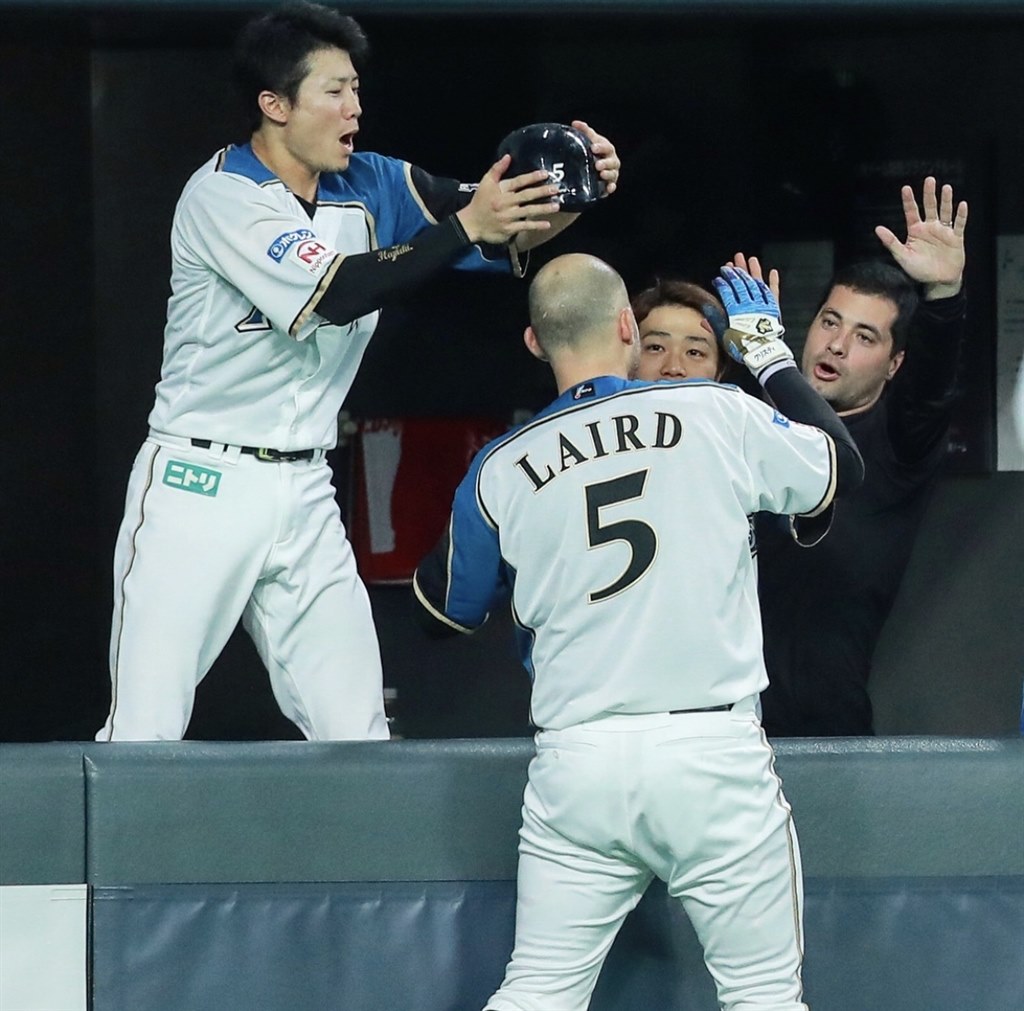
[514,411,682,492]
[378,244,413,263]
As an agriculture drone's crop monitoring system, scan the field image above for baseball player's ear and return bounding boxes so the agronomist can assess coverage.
[619,307,639,346]
[524,326,548,362]
[257,89,290,125]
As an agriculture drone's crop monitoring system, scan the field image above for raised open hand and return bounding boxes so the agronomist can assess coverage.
[874,176,967,298]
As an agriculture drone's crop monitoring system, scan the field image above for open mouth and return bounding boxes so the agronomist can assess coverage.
[814,362,840,381]
[339,131,357,153]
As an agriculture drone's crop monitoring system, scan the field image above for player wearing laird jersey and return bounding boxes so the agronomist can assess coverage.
[95,3,621,741]
[414,256,863,1011]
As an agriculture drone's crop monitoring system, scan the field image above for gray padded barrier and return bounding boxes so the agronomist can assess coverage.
[769,736,1023,876]
[81,737,1024,883]
[92,881,520,1011]
[0,744,86,884]
[89,876,1024,1011]
[3,738,1022,1009]
[79,737,1023,1011]
[83,739,530,883]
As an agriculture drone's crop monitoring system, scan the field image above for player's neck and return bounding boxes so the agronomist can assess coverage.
[552,357,627,395]
[250,130,319,203]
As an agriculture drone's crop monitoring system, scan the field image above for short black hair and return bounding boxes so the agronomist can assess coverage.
[630,277,723,327]
[232,2,369,133]
[818,260,920,355]
[630,276,743,384]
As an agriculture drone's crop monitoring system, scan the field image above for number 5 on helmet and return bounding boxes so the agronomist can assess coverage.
[496,122,604,210]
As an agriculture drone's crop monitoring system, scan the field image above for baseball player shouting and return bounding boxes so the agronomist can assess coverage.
[95,1,622,742]
[413,257,863,1010]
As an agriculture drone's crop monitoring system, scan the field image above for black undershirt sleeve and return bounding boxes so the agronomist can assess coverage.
[886,290,967,464]
[408,164,471,219]
[762,364,865,496]
[314,215,473,327]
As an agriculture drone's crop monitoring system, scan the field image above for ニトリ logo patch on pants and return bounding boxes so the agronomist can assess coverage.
[163,460,221,497]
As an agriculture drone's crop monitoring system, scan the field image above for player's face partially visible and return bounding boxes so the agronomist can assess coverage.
[285,47,361,174]
[635,305,721,382]
[801,285,904,416]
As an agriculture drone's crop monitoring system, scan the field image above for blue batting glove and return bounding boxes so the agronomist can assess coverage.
[707,266,794,384]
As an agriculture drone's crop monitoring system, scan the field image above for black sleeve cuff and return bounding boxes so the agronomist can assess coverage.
[919,287,966,321]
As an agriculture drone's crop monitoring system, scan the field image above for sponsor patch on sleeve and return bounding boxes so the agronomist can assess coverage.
[267,228,315,262]
[289,238,338,278]
[771,410,791,428]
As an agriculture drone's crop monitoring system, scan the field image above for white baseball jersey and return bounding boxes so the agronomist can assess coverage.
[148,143,507,451]
[415,375,836,730]
[97,143,510,742]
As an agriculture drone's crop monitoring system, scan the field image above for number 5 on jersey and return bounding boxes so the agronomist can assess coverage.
[585,470,657,603]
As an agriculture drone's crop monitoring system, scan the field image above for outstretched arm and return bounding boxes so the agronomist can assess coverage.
[313,158,561,327]
[313,127,622,327]
[876,177,969,462]
[704,266,864,496]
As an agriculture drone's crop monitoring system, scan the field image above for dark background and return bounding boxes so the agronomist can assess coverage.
[3,0,1023,742]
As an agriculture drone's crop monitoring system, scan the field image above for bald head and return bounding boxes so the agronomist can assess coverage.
[528,254,631,355]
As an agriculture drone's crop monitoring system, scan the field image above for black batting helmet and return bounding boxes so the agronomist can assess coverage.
[496,122,603,211]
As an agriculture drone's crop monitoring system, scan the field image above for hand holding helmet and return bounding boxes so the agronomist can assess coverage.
[496,122,609,210]
[456,120,619,246]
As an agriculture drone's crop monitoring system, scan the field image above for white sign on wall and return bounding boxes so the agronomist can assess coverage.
[996,234,1024,471]
[0,885,88,1011]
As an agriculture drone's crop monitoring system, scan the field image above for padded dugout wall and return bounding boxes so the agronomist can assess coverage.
[2,738,1022,1009]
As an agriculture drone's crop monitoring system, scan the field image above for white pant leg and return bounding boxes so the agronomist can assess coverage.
[97,440,272,741]
[243,459,388,741]
[634,706,807,1011]
[485,734,653,1011]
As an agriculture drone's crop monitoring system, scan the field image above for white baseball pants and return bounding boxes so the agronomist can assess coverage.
[96,435,389,741]
[485,699,807,1011]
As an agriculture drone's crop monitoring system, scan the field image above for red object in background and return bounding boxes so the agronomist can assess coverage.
[349,417,509,584]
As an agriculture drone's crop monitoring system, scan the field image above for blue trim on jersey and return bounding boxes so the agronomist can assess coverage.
[537,375,734,420]
[221,145,508,275]
[442,447,506,630]
[219,144,279,186]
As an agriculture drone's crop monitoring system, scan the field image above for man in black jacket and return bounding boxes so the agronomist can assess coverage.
[757,176,968,736]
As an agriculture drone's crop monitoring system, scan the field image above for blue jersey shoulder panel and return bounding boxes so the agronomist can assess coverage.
[318,153,430,249]
[217,146,510,274]
[218,143,278,185]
